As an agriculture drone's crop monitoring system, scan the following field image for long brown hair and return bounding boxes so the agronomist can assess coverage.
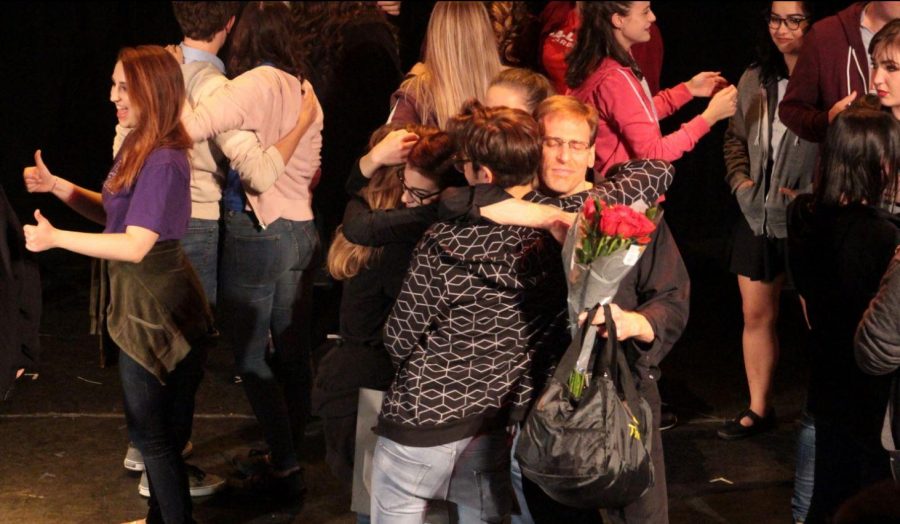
[111,46,192,193]
[227,1,300,78]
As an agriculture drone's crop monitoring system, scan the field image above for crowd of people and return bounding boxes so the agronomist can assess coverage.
[10,1,900,523]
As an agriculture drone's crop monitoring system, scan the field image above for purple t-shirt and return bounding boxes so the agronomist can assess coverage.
[102,148,191,241]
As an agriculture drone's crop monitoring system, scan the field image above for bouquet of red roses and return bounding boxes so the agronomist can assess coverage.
[563,196,660,399]
[575,198,658,263]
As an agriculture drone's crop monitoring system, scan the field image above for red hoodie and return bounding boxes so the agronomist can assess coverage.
[570,57,710,179]
[779,2,870,143]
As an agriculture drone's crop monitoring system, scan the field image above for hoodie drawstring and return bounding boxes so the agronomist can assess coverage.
[846,46,867,97]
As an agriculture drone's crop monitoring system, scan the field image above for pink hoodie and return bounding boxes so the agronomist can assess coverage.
[570,57,710,180]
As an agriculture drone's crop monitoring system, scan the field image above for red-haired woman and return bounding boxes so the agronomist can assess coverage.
[23,46,209,523]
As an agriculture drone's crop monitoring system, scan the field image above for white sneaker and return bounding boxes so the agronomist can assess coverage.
[138,464,225,498]
[124,441,193,472]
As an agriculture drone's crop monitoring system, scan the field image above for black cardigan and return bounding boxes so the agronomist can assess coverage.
[788,196,900,440]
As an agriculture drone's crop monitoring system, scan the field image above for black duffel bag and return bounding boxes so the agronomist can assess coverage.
[515,304,654,509]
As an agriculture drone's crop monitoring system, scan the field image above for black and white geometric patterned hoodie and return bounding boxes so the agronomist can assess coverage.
[376,159,675,447]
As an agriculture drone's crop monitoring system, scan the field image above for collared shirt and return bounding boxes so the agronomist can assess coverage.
[180,42,225,74]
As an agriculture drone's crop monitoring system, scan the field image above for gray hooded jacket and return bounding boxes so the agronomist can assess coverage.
[724,67,818,238]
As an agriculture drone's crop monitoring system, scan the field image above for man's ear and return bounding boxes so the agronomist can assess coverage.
[225,15,236,35]
[479,165,495,185]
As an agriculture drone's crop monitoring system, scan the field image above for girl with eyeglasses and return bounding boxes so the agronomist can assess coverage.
[567,1,739,180]
[719,1,817,441]
[718,5,819,522]
[314,124,459,522]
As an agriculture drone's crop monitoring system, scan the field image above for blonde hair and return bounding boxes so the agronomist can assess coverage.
[401,2,502,128]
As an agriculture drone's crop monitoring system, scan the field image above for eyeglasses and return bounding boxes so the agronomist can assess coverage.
[542,136,591,152]
[397,171,440,203]
[766,13,808,30]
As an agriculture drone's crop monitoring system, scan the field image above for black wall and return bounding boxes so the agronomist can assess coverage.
[2,1,851,260]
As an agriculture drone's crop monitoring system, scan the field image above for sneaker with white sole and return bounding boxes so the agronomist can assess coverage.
[138,464,225,498]
[124,441,193,472]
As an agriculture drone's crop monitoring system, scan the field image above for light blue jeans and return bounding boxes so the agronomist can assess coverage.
[371,430,513,524]
[792,409,815,523]
[180,217,219,308]
[510,429,534,524]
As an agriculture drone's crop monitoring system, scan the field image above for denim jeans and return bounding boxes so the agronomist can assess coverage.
[119,345,206,524]
[180,217,219,308]
[792,409,815,523]
[805,417,892,522]
[510,429,535,524]
[371,430,513,524]
[221,211,318,472]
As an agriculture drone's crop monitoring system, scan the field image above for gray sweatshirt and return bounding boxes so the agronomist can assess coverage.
[723,67,818,238]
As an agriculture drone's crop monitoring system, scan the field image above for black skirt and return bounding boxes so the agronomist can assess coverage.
[729,215,786,283]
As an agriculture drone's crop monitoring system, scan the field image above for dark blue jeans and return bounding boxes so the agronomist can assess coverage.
[180,217,220,309]
[120,345,207,524]
[221,211,318,472]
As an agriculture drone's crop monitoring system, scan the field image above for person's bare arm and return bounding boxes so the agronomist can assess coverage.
[24,212,157,263]
[23,150,106,225]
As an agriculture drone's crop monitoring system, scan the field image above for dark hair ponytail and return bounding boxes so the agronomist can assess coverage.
[566,2,641,89]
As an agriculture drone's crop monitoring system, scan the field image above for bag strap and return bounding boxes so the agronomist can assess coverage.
[591,306,645,422]
[596,304,617,382]
[551,304,602,384]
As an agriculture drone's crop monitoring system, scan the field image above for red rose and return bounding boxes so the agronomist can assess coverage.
[583,197,597,223]
[633,212,656,238]
[599,206,623,237]
[617,212,639,238]
[599,205,657,240]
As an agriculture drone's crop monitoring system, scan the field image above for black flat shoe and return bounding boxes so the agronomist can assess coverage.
[717,408,775,440]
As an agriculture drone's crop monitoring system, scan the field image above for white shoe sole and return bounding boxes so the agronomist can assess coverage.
[125,441,194,472]
[123,457,144,472]
[138,472,225,498]
[188,476,226,497]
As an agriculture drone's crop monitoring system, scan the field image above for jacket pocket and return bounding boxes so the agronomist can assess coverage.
[734,183,758,219]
